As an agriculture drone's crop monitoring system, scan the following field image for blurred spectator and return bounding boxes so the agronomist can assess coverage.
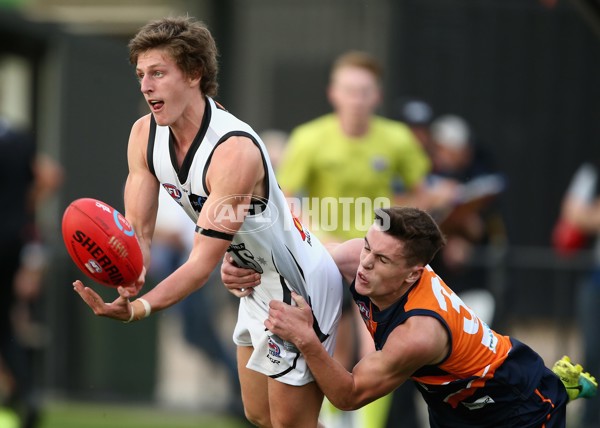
[276,51,431,428]
[278,51,431,243]
[426,114,506,324]
[0,117,64,428]
[557,161,600,428]
[394,97,435,155]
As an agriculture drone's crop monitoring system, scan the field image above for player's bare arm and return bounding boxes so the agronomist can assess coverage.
[329,238,363,284]
[124,115,160,278]
[267,292,449,410]
[75,134,265,321]
[132,135,264,309]
[73,115,159,317]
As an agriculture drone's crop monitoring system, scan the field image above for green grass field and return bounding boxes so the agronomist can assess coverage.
[37,401,249,428]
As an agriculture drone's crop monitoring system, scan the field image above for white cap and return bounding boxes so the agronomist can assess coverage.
[431,115,471,149]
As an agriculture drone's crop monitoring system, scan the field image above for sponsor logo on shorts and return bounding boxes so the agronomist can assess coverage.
[266,337,282,365]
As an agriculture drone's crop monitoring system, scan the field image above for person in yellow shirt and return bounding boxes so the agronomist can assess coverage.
[276,51,431,428]
[278,51,431,244]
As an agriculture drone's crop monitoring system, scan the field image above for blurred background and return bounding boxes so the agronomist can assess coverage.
[0,0,599,427]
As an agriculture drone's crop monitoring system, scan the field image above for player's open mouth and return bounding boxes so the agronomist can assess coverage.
[357,271,368,284]
[149,100,164,111]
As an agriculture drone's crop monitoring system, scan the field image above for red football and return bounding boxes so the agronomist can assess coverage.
[62,198,143,287]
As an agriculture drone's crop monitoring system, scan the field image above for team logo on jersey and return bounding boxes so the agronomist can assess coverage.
[188,193,208,212]
[357,300,377,336]
[371,156,389,172]
[357,301,370,320]
[228,243,264,274]
[291,213,312,246]
[162,183,182,200]
[462,395,495,410]
[292,216,306,240]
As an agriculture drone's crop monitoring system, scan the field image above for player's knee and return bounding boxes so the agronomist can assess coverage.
[271,405,321,428]
[270,412,300,428]
[244,407,272,427]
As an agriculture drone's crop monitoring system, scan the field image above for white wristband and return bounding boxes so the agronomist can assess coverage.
[124,304,135,323]
[138,298,152,318]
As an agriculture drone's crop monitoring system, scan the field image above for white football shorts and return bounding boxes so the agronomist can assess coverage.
[232,261,343,386]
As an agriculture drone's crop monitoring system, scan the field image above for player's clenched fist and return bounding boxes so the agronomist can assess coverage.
[265,292,315,347]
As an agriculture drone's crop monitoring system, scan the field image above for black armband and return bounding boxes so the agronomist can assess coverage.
[195,226,235,241]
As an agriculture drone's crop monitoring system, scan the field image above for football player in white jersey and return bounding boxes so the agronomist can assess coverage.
[73,16,343,428]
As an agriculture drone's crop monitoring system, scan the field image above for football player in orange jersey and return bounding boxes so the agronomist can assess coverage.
[223,206,597,427]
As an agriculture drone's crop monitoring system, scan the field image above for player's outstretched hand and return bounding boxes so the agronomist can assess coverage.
[73,280,133,322]
[121,266,147,297]
[221,253,261,297]
[265,292,315,347]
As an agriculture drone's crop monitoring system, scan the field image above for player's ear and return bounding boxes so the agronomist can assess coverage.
[407,266,424,283]
[188,70,202,88]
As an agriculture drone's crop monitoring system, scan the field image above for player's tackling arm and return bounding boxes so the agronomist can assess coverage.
[328,238,362,284]
[266,293,449,411]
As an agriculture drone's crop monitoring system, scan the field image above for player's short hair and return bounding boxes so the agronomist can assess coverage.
[128,16,219,97]
[374,206,446,267]
[330,51,383,83]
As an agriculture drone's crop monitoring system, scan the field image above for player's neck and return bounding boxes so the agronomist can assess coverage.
[338,115,370,138]
[170,96,206,154]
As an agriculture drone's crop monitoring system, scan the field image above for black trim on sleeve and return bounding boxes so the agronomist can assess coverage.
[195,225,234,241]
[202,130,270,211]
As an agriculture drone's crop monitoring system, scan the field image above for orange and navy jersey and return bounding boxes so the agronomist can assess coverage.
[406,266,512,403]
[350,265,567,426]
[352,266,512,395]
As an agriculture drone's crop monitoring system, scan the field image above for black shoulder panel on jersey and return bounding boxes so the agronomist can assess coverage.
[204,130,271,212]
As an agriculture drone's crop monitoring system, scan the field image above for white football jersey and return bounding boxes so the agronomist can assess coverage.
[148,97,342,383]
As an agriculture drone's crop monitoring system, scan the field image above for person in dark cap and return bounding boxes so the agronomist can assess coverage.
[395,97,435,157]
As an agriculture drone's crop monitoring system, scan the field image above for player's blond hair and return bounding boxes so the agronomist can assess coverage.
[128,16,219,97]
[330,51,383,83]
